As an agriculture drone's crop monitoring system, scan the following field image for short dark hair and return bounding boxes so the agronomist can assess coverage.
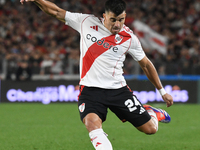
[105,0,126,16]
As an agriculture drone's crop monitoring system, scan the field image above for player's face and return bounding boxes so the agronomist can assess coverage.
[103,11,126,35]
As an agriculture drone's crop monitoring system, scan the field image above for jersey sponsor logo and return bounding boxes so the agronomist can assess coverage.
[90,25,98,31]
[86,34,116,50]
[79,103,85,112]
[82,31,131,78]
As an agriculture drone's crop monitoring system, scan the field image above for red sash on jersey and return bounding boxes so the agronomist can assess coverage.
[81,31,131,78]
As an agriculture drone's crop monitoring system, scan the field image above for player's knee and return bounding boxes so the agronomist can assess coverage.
[137,121,157,135]
[144,127,157,135]
[85,118,99,127]
[83,113,102,132]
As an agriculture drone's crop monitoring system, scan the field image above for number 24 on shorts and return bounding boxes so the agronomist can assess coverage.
[125,96,145,114]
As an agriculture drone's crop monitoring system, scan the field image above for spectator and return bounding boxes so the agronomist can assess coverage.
[0,0,200,78]
[40,54,53,75]
[29,50,43,74]
[5,53,18,80]
[16,60,32,81]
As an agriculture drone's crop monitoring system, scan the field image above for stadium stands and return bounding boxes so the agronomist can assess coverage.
[0,0,199,80]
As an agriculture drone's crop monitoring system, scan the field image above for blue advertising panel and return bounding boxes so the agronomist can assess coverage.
[127,80,197,104]
[0,80,198,104]
[1,80,79,104]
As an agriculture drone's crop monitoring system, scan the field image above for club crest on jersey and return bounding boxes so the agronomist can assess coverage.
[115,34,123,44]
[79,103,85,113]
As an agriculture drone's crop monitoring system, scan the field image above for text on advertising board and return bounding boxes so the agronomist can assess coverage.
[6,85,188,104]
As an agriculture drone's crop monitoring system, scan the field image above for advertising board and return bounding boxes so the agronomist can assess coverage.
[128,80,197,104]
[0,80,198,104]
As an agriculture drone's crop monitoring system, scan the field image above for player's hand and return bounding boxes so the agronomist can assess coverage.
[162,93,173,107]
[20,0,35,5]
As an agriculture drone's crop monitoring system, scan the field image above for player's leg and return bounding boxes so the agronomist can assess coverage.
[83,113,102,132]
[137,104,171,134]
[136,112,158,135]
[78,86,113,150]
[83,113,113,150]
[107,86,158,135]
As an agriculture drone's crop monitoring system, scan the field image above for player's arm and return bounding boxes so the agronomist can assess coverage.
[20,0,66,22]
[138,56,173,107]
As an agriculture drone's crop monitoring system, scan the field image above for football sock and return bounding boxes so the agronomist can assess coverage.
[147,109,158,131]
[89,128,113,150]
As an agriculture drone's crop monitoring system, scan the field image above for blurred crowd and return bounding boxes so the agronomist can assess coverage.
[0,0,200,81]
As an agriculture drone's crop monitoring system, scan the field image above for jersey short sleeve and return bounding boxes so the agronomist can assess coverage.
[128,34,146,61]
[65,11,91,33]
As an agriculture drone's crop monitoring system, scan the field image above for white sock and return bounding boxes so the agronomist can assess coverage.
[89,128,113,150]
[147,109,158,131]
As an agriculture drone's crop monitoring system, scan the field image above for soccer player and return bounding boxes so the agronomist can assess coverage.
[20,0,173,149]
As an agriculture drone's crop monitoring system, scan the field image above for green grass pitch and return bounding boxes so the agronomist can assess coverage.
[0,103,200,150]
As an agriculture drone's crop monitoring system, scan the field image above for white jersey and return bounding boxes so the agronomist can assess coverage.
[65,11,145,89]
